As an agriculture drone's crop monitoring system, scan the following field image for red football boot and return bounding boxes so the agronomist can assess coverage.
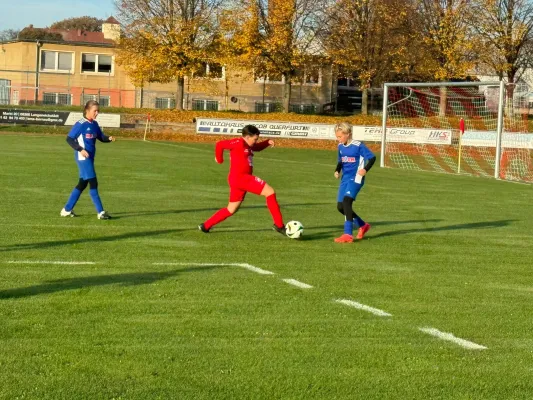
[356,223,371,240]
[334,234,354,243]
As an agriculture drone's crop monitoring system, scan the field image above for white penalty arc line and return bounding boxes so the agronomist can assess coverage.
[153,262,275,275]
[419,327,488,350]
[335,299,392,317]
[282,278,313,289]
[6,261,97,265]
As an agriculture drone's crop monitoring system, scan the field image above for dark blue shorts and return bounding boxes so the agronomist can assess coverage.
[75,153,96,180]
[337,178,364,202]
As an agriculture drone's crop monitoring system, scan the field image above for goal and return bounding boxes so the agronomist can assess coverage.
[380,81,533,183]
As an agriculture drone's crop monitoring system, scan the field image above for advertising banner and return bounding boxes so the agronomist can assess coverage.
[0,109,121,128]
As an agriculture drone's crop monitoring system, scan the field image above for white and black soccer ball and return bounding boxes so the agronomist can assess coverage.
[285,220,304,239]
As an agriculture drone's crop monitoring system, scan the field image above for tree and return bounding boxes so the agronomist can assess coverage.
[211,9,254,110]
[50,16,103,32]
[234,0,330,113]
[324,0,413,114]
[468,0,533,100]
[18,27,63,41]
[0,29,20,42]
[415,0,476,81]
[414,0,477,114]
[115,0,223,110]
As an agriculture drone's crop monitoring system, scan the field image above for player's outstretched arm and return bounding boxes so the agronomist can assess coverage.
[95,123,115,143]
[251,140,272,151]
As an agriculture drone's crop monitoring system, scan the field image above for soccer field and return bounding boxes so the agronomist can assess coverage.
[1,134,532,399]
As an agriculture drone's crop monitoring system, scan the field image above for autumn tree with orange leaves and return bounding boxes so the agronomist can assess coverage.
[231,0,330,113]
[115,0,223,110]
[324,0,415,114]
[467,0,533,101]
[415,0,476,81]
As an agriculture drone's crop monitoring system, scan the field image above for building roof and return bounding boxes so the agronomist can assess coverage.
[105,16,120,25]
[48,29,115,45]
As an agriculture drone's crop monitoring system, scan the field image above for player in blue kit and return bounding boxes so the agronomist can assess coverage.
[333,122,376,243]
[60,100,115,219]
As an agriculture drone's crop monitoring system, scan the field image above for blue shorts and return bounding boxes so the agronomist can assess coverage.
[75,153,96,180]
[337,178,364,202]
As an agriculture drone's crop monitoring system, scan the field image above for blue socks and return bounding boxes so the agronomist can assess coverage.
[344,220,354,235]
[354,214,365,229]
[64,188,82,211]
[89,189,104,213]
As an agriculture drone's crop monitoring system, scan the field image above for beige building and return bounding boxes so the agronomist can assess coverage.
[0,17,336,113]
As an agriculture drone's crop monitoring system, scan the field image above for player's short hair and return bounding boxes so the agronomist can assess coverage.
[335,122,352,135]
[242,125,260,137]
[84,100,99,115]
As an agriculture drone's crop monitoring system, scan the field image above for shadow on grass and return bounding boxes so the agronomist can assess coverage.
[0,228,192,252]
[0,265,224,299]
[301,219,515,241]
[203,219,445,237]
[110,202,331,220]
[369,219,517,239]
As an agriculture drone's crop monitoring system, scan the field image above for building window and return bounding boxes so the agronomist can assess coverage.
[255,72,285,84]
[294,67,322,86]
[305,68,321,85]
[0,79,10,105]
[40,51,73,72]
[81,54,113,74]
[43,93,72,105]
[289,104,317,114]
[82,94,110,107]
[155,97,176,109]
[192,99,219,111]
[193,62,225,79]
[338,76,357,88]
[255,102,281,113]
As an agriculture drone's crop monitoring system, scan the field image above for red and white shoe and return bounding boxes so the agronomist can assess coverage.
[334,234,353,243]
[356,223,371,240]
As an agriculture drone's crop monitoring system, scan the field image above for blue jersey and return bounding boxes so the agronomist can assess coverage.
[338,140,375,183]
[67,118,107,159]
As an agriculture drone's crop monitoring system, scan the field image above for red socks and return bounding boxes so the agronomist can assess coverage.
[266,194,284,228]
[204,208,232,230]
[204,195,282,231]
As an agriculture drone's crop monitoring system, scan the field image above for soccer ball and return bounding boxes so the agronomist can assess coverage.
[285,220,304,239]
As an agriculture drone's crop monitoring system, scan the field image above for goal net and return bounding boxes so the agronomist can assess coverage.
[380,82,533,183]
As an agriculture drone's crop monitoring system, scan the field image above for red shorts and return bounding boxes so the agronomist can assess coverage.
[228,174,266,202]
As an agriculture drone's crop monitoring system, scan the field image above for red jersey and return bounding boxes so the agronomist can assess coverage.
[215,137,271,176]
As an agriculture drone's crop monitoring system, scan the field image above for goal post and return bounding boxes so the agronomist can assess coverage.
[380,81,533,184]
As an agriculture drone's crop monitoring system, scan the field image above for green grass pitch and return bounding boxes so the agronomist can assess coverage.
[1,134,532,399]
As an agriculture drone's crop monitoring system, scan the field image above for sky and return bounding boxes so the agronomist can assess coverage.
[0,0,117,31]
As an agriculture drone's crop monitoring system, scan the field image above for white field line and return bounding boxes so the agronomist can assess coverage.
[6,261,96,265]
[282,278,313,289]
[335,299,392,317]
[152,262,275,275]
[419,327,488,350]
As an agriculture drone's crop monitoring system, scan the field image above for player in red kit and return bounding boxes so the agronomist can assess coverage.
[198,125,286,235]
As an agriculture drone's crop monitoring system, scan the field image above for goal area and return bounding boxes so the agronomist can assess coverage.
[380,81,533,183]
